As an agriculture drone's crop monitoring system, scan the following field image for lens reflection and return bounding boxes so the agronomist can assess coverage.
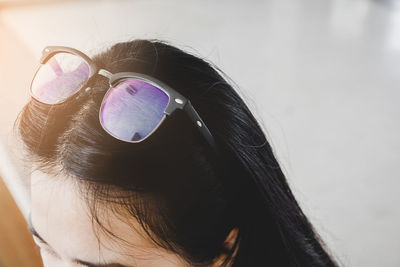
[31,53,90,104]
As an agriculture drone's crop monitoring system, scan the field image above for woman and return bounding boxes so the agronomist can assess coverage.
[16,39,337,266]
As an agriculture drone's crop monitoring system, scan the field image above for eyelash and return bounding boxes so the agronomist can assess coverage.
[35,243,60,259]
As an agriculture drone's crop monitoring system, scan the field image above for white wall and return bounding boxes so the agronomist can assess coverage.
[1,0,399,266]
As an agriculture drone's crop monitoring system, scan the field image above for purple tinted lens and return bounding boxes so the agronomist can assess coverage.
[100,79,170,142]
[31,53,90,104]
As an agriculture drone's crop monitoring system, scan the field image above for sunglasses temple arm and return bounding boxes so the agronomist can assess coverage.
[183,101,218,152]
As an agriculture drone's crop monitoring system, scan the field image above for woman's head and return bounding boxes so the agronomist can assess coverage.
[16,39,337,266]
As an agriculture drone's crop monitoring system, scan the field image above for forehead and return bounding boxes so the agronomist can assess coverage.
[29,170,175,265]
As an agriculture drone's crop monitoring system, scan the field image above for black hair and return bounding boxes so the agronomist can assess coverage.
[16,39,338,266]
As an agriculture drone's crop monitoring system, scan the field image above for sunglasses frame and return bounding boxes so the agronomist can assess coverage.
[30,46,217,151]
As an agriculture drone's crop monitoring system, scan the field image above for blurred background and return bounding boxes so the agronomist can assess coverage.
[0,0,399,266]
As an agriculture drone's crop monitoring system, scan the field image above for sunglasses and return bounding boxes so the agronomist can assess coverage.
[30,46,217,151]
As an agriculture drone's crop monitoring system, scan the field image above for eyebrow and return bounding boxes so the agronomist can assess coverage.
[74,259,133,267]
[27,214,135,267]
[27,214,48,246]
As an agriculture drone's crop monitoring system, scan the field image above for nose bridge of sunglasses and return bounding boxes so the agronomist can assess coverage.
[98,69,113,79]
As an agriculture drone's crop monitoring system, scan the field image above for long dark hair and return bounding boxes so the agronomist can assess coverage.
[16,39,337,266]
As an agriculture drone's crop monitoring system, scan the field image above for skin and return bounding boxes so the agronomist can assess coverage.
[30,170,235,267]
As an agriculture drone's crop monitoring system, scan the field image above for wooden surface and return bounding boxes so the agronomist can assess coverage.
[0,12,37,219]
[0,176,43,267]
